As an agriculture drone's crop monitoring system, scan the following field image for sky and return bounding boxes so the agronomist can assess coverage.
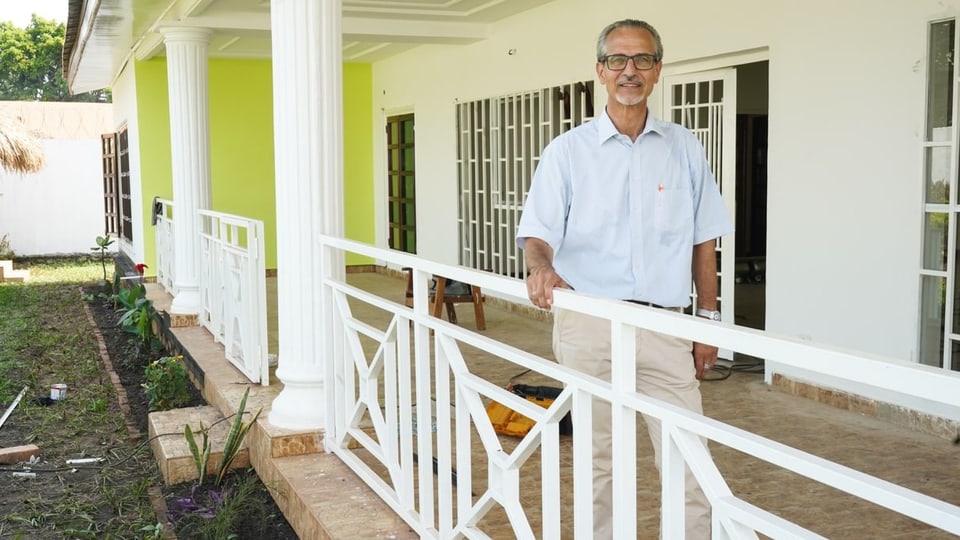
[0,0,68,26]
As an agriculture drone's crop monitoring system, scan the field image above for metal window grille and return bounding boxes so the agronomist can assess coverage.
[118,127,133,242]
[456,81,593,277]
[100,133,119,236]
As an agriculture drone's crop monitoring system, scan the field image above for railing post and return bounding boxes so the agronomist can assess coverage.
[154,199,176,294]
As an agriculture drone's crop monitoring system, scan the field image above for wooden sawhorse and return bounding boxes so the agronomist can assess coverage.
[404,269,486,331]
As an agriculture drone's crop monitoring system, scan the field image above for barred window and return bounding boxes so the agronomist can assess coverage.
[456,81,593,277]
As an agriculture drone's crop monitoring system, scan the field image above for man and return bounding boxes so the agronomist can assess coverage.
[516,19,733,539]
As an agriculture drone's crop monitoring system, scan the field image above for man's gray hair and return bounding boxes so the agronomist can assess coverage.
[596,19,664,61]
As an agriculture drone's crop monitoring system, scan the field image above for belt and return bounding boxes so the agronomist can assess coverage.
[624,299,682,312]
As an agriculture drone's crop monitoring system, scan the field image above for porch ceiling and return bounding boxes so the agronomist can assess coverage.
[64,0,557,94]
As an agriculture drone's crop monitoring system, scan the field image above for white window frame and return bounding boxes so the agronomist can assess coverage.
[919,16,960,371]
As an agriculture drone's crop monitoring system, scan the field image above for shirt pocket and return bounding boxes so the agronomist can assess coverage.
[654,186,693,232]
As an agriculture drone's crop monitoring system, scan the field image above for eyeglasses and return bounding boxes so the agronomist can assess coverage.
[600,53,659,71]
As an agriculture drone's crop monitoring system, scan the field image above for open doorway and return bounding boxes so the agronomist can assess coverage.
[386,113,416,254]
[733,61,768,332]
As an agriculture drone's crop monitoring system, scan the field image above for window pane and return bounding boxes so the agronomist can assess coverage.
[951,217,960,334]
[389,226,399,250]
[923,212,949,270]
[405,231,416,253]
[712,80,723,101]
[927,20,955,141]
[919,275,946,367]
[697,81,709,104]
[925,146,951,203]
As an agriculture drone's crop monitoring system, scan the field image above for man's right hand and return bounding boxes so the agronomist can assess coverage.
[526,265,568,309]
[521,237,569,309]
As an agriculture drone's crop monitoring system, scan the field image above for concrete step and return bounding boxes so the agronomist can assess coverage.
[0,260,29,282]
[148,405,251,485]
[257,450,418,539]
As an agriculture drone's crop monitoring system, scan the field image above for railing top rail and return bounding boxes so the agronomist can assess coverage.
[197,208,264,228]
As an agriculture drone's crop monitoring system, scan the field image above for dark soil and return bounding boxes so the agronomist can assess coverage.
[83,286,298,539]
[83,287,197,443]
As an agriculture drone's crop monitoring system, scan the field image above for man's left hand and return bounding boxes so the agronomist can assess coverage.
[693,342,718,380]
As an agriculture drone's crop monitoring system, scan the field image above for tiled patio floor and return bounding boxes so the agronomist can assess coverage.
[153,270,960,539]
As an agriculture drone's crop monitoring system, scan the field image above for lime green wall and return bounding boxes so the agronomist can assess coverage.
[208,59,277,268]
[343,63,375,265]
[132,58,376,270]
[134,59,172,270]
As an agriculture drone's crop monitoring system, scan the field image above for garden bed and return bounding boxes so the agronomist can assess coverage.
[0,258,297,539]
[83,280,298,539]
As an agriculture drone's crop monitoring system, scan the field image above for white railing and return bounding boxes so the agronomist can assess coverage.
[153,198,176,294]
[198,209,269,385]
[318,235,960,539]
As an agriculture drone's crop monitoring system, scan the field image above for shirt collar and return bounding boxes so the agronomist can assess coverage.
[597,106,667,144]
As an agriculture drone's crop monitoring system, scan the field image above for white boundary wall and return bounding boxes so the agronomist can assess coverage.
[0,101,113,255]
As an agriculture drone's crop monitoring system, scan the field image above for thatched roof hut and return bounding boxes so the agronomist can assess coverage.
[0,117,45,174]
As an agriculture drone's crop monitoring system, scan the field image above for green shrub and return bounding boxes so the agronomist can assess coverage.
[113,282,158,349]
[142,355,190,411]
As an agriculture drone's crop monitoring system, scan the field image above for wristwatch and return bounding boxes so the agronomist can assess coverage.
[695,308,721,321]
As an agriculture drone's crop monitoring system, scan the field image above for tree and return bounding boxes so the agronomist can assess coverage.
[0,15,110,102]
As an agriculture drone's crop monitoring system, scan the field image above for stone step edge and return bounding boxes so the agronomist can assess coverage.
[255,450,418,539]
[148,405,251,486]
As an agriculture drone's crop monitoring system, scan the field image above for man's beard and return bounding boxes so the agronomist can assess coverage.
[614,76,648,107]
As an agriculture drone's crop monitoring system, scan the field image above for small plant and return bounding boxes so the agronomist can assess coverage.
[116,286,154,345]
[185,420,212,482]
[170,468,278,539]
[134,262,148,283]
[139,522,165,539]
[90,235,115,283]
[0,233,14,259]
[142,355,190,411]
[184,388,262,487]
[112,266,158,348]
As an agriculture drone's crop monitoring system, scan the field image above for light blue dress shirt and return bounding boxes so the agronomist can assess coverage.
[516,108,733,307]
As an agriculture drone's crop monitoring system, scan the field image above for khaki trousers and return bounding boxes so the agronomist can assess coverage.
[552,308,711,539]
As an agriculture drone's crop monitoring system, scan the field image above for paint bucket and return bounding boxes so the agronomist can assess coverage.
[50,384,67,402]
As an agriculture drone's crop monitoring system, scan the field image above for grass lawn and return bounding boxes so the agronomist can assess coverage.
[0,257,162,539]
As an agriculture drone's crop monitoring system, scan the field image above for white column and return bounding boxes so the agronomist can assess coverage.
[268,0,345,430]
[161,27,212,316]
